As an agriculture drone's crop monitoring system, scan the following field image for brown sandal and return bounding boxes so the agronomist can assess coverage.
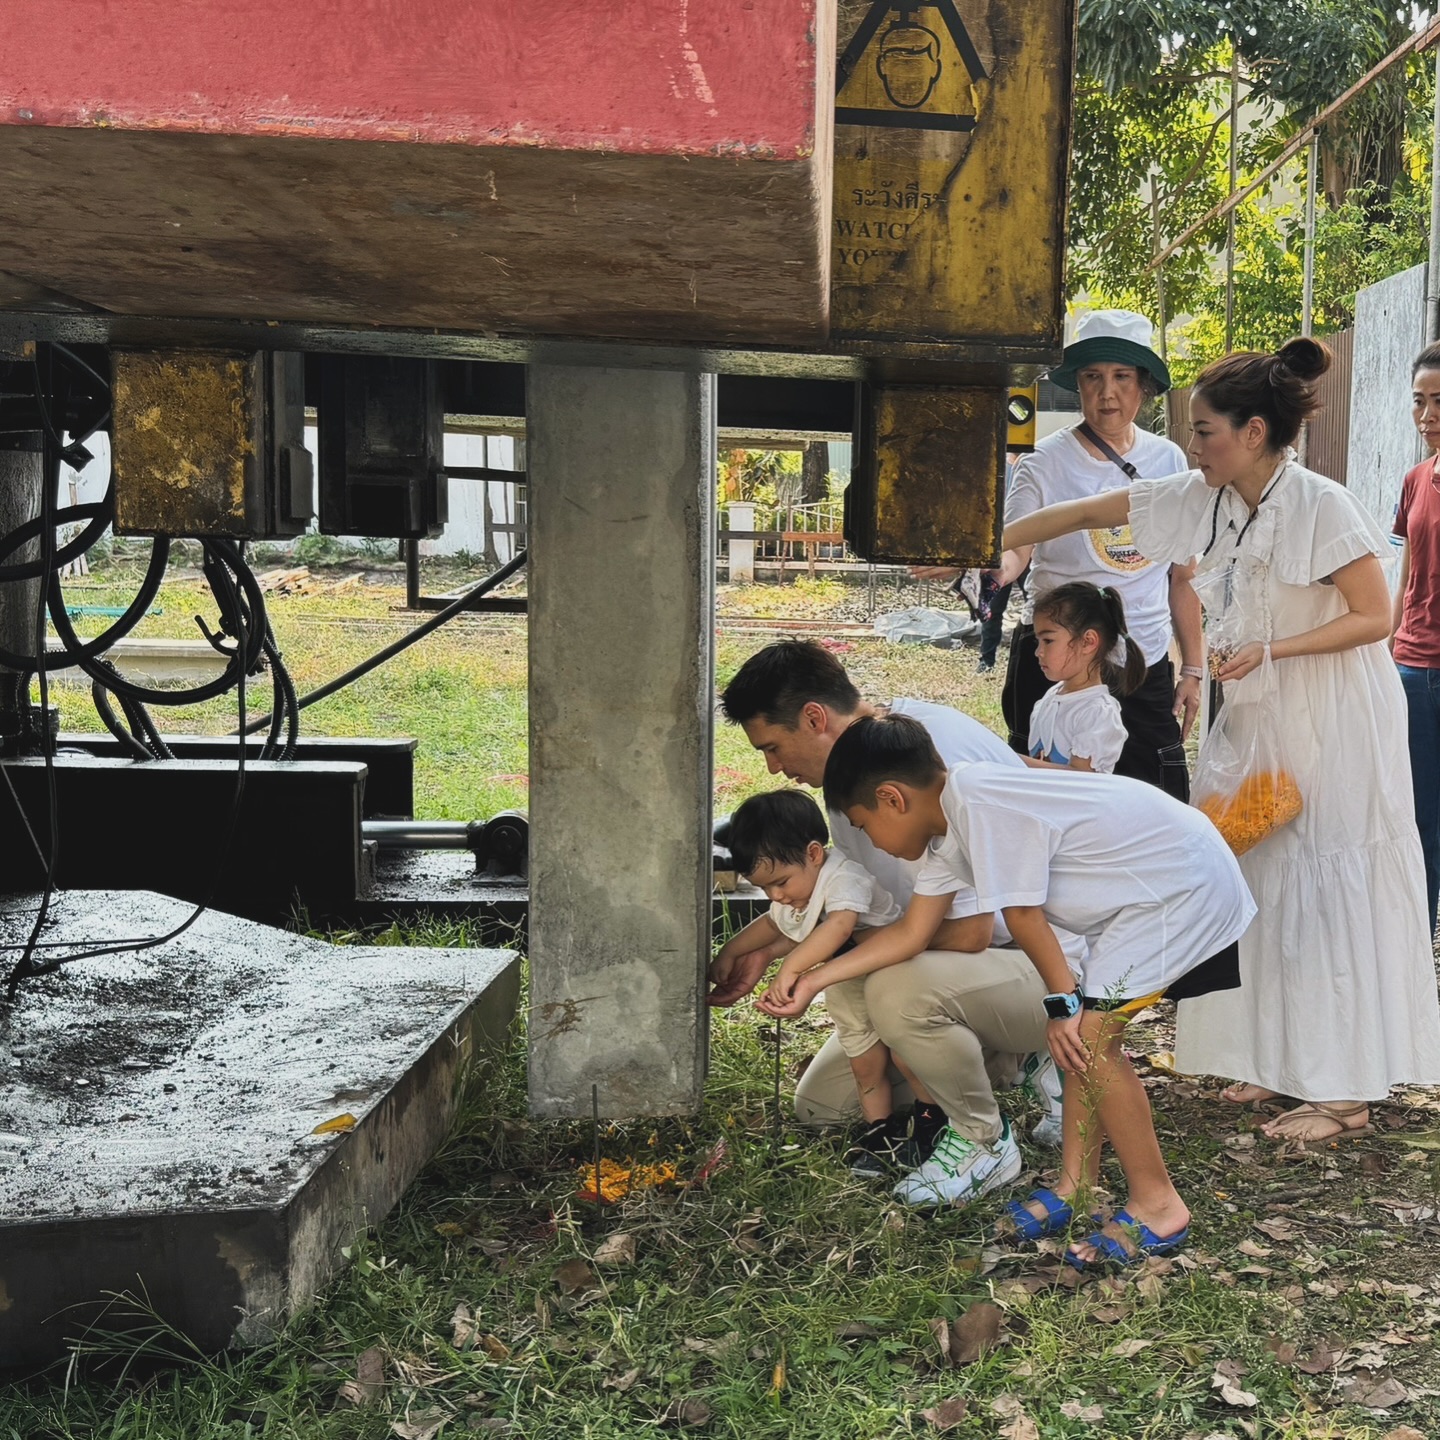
[1260,1101,1370,1143]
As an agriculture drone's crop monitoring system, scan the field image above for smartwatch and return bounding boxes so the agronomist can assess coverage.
[1043,988,1083,1020]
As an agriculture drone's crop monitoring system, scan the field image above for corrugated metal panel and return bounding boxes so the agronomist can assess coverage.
[1164,329,1354,483]
[1306,327,1353,484]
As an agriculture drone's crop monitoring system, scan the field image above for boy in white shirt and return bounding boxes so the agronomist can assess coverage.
[764,714,1255,1266]
[713,789,916,1175]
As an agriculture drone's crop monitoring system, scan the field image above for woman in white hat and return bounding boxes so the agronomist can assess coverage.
[1001,310,1203,796]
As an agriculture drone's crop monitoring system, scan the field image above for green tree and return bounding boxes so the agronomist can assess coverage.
[1070,0,1437,382]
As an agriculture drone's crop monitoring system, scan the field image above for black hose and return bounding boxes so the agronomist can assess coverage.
[91,680,154,761]
[240,549,528,735]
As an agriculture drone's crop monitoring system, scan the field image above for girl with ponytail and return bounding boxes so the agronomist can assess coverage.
[1004,335,1440,1150]
[1027,582,1141,772]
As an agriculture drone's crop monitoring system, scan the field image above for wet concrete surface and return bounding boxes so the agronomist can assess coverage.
[0,889,520,1367]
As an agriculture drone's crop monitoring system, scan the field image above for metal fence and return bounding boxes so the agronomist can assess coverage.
[716,499,853,566]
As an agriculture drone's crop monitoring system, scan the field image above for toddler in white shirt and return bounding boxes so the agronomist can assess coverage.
[1027,582,1139,773]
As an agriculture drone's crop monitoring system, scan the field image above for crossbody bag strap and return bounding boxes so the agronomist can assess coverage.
[1076,421,1141,481]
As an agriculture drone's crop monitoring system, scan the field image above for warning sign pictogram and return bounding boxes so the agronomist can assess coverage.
[835,0,988,132]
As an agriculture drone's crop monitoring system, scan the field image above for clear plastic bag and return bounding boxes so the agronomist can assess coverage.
[1191,648,1303,855]
[1193,556,1270,680]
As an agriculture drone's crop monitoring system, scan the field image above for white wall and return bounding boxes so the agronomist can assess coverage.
[1348,262,1426,531]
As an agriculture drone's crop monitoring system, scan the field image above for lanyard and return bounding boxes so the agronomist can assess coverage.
[1202,463,1287,558]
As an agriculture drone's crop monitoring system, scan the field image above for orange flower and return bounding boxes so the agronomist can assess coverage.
[1199,770,1302,856]
[576,1157,677,1204]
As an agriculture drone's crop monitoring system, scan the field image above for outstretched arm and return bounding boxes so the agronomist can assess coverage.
[755,892,953,1018]
[1002,489,1132,551]
[764,910,859,1001]
[707,913,791,1008]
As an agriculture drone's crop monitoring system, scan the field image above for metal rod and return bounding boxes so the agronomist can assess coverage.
[1150,13,1440,272]
[1428,44,1440,344]
[1302,134,1319,339]
[1225,48,1239,355]
[591,1083,602,1203]
[363,819,475,851]
[773,1015,782,1145]
[404,538,420,611]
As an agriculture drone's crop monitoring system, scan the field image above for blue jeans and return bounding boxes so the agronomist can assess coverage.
[1398,663,1440,936]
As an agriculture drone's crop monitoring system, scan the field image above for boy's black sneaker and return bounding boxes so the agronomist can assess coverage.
[846,1113,910,1178]
[899,1103,949,1169]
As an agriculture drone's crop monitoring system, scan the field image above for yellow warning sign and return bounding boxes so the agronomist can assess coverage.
[835,0,988,133]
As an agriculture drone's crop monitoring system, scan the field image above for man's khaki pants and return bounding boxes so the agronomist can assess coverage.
[794,947,1049,1145]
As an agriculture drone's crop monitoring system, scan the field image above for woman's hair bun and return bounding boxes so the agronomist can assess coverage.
[1274,336,1331,383]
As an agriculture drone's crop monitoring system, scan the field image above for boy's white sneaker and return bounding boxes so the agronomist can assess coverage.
[891,1121,1023,1209]
[1021,1051,1065,1149]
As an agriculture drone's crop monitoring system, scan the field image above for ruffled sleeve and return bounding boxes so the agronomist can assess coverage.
[1065,692,1128,775]
[1271,468,1391,586]
[1128,471,1213,565]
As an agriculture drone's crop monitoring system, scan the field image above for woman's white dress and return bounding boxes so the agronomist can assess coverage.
[1130,460,1440,1099]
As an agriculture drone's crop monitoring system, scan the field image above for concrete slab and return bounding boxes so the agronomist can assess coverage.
[0,890,520,1369]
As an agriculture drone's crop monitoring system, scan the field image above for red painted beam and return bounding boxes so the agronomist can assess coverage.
[0,0,823,158]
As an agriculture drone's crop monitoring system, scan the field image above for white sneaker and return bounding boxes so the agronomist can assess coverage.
[1021,1051,1065,1149]
[891,1121,1023,1208]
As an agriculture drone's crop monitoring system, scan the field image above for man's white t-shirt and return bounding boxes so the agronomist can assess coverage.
[913,762,1255,997]
[1004,426,1189,667]
[827,698,1019,921]
[770,850,902,943]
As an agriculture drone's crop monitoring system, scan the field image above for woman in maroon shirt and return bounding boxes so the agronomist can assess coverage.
[1392,341,1440,936]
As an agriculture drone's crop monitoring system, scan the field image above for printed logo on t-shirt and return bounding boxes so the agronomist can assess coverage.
[1085,524,1153,573]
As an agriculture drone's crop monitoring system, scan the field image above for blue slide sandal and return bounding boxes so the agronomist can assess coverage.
[1064,1208,1190,1270]
[1003,1188,1073,1241]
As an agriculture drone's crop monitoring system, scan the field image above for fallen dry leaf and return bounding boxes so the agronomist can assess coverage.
[467,1422,513,1436]
[479,1333,510,1361]
[950,1301,1004,1364]
[1264,1335,1297,1366]
[594,1232,636,1267]
[1347,1372,1409,1410]
[1237,1239,1272,1259]
[1059,1400,1105,1422]
[682,1332,741,1361]
[1091,1305,1127,1324]
[553,1259,600,1294]
[450,1303,478,1351]
[336,1346,386,1408]
[390,1410,448,1440]
[1211,1372,1258,1408]
[313,1112,357,1135]
[603,1368,641,1392]
[1295,1340,1343,1375]
[1108,1338,1153,1358]
[1252,1217,1298,1243]
[836,1321,879,1339]
[1382,1428,1428,1440]
[919,1397,969,1431]
[659,1396,713,1428]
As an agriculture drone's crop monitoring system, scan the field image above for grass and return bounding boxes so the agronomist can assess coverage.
[46,557,998,821]
[11,558,1440,1436]
[6,987,1440,1438]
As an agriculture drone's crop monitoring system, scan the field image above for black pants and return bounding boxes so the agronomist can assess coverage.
[1002,622,1190,802]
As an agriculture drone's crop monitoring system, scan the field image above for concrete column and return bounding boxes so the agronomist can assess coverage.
[0,444,44,745]
[728,501,755,583]
[527,365,715,1118]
